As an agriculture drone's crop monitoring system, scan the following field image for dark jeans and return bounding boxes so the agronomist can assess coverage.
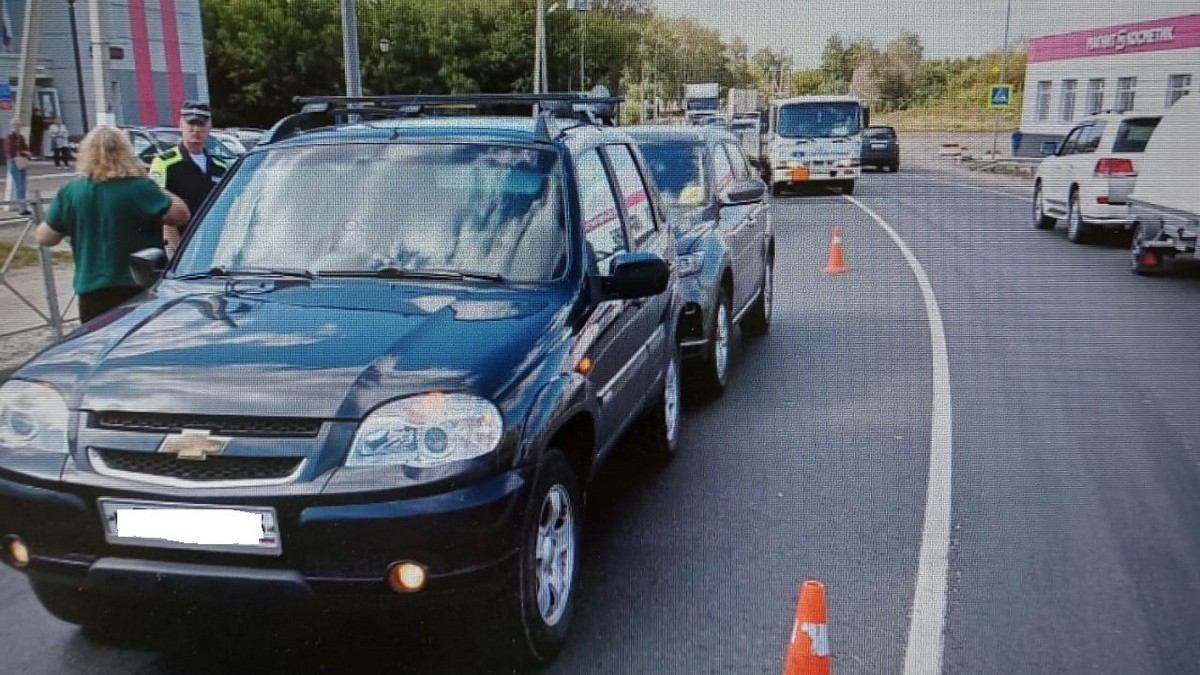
[53,147,71,167]
[79,286,143,324]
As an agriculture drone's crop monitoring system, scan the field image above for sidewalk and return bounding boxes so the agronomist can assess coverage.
[1,159,76,226]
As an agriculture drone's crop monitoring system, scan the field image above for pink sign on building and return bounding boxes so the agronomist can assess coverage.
[1028,13,1200,64]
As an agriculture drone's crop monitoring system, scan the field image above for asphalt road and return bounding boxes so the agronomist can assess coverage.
[2,167,1199,674]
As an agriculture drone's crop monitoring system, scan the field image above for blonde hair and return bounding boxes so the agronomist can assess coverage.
[78,126,147,181]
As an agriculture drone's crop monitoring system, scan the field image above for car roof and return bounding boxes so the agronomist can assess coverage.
[1075,112,1162,126]
[621,125,735,144]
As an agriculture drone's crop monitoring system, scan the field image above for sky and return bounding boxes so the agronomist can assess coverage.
[650,1,1200,68]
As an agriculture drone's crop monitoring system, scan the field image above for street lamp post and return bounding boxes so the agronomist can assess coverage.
[379,38,390,95]
[66,0,90,133]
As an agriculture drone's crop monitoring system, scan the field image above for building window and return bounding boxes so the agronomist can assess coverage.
[1166,74,1192,107]
[1060,79,1077,122]
[1035,81,1052,121]
[1115,77,1137,113]
[1085,79,1105,115]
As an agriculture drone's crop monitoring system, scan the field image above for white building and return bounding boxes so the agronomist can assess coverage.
[1017,12,1199,156]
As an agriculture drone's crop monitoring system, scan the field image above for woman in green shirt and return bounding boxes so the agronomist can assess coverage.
[36,126,189,323]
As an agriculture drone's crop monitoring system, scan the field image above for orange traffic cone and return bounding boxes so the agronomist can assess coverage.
[822,227,849,275]
[782,580,831,675]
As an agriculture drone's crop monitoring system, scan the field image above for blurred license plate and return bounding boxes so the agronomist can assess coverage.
[871,143,888,149]
[790,167,810,182]
[99,499,281,555]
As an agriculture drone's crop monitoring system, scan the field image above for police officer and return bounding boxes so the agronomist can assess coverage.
[151,100,228,253]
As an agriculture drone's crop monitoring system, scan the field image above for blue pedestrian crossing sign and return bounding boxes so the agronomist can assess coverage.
[989,84,1013,108]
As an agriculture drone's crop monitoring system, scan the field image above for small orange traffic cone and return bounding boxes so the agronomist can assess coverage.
[822,227,849,275]
[782,580,831,675]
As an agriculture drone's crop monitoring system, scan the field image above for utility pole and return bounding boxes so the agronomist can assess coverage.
[341,0,362,97]
[89,0,114,125]
[66,0,90,133]
[5,0,42,209]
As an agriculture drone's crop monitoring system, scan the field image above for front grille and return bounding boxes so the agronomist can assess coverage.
[94,411,322,438]
[95,448,303,482]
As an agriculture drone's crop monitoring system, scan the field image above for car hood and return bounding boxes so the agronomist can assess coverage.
[18,281,566,419]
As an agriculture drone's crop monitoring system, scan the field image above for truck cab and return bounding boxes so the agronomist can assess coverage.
[763,95,869,196]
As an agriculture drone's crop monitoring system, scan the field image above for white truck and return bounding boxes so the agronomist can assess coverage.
[684,83,721,125]
[1129,93,1200,275]
[762,95,870,195]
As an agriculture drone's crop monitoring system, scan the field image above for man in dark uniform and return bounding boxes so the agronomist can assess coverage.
[150,100,229,253]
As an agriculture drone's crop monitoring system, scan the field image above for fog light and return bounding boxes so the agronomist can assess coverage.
[6,536,30,568]
[388,561,427,593]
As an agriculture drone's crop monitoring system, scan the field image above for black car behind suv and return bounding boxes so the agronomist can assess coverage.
[861,124,900,172]
[625,126,774,399]
[0,94,682,667]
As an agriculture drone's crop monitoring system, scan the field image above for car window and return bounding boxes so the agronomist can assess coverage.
[722,143,752,181]
[127,132,155,163]
[711,142,736,193]
[864,126,896,139]
[604,144,657,245]
[176,143,567,282]
[575,148,627,275]
[1074,123,1106,154]
[1111,117,1161,153]
[1057,127,1084,156]
[637,140,707,208]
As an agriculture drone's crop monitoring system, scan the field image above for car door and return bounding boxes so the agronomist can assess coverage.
[724,142,769,314]
[603,143,673,416]
[1042,125,1083,215]
[712,142,757,314]
[574,147,644,450]
[1062,122,1103,199]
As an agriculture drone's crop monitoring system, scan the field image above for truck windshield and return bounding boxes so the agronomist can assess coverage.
[776,102,863,139]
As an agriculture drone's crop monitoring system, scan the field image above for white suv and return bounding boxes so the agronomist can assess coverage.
[1032,112,1162,243]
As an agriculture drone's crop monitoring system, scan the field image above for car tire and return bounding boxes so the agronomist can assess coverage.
[1033,184,1056,229]
[477,449,581,668]
[693,289,731,399]
[1066,191,1089,244]
[632,347,681,468]
[741,257,772,338]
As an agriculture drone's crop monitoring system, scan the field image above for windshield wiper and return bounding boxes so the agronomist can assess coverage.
[173,266,316,281]
[319,267,506,282]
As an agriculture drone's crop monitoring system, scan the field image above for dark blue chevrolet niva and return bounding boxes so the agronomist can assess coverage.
[0,95,682,667]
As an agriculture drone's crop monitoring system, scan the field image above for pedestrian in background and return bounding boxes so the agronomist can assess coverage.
[30,108,46,158]
[35,126,190,324]
[5,118,33,216]
[48,116,72,168]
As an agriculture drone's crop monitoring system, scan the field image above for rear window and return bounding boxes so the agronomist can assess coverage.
[864,126,896,139]
[1111,118,1161,153]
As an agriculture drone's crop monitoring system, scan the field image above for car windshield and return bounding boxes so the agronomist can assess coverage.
[636,141,708,209]
[174,143,566,282]
[776,102,863,138]
[1111,117,1161,153]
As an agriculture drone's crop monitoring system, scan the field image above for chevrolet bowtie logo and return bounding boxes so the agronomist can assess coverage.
[159,429,229,461]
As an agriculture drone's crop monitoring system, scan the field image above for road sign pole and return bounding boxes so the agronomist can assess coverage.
[992,0,1013,155]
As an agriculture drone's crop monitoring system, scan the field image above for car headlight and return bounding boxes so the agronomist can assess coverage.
[346,393,503,468]
[0,380,69,454]
[676,252,705,277]
[836,158,860,168]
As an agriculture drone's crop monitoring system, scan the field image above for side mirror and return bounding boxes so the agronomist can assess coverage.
[720,179,766,206]
[129,247,167,289]
[604,251,670,300]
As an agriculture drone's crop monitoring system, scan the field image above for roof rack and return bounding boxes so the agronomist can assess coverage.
[263,92,623,145]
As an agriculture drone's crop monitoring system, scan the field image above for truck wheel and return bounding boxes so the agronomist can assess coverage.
[1033,185,1056,229]
[841,180,855,196]
[477,449,581,668]
[771,183,784,197]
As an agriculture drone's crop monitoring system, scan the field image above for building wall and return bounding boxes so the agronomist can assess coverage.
[1,0,208,146]
[1017,13,1200,155]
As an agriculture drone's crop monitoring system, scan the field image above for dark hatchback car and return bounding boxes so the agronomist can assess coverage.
[625,126,774,399]
[861,125,900,172]
[0,95,682,667]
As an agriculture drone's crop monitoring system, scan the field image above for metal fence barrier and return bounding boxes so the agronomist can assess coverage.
[0,190,76,341]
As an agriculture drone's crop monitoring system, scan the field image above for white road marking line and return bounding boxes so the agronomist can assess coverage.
[844,195,953,675]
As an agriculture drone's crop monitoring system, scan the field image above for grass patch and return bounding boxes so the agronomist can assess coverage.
[876,106,1021,133]
[0,241,73,270]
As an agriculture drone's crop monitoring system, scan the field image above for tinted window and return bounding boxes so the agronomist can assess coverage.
[575,149,627,275]
[637,141,707,207]
[711,144,735,193]
[1074,122,1106,154]
[604,145,657,244]
[177,143,567,282]
[863,126,896,139]
[722,143,752,181]
[1057,127,1083,156]
[1112,117,1161,153]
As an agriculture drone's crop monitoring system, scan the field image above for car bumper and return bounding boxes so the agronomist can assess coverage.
[1080,200,1135,230]
[771,165,860,184]
[0,466,533,608]
[861,150,898,165]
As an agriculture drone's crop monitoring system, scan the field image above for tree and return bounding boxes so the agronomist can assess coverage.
[792,69,823,96]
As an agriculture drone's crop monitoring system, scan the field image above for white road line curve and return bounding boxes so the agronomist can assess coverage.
[843,195,953,675]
